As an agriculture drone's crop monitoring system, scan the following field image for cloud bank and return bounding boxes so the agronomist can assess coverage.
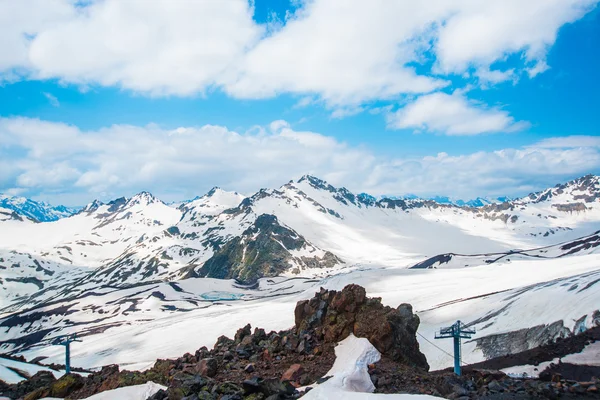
[0,117,598,205]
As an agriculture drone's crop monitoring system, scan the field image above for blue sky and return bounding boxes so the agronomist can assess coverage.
[0,0,599,206]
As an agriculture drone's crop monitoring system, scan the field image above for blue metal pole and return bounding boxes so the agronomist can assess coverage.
[453,336,461,375]
[65,342,71,374]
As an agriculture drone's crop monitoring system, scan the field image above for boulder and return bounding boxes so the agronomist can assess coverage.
[197,358,218,377]
[294,284,429,370]
[281,364,304,383]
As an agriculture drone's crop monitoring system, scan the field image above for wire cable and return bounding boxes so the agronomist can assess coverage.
[416,330,455,360]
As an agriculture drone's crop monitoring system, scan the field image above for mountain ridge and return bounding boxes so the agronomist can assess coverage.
[5,173,598,223]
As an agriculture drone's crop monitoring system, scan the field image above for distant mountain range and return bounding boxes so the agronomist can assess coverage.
[0,195,79,222]
[0,186,523,223]
[380,194,513,207]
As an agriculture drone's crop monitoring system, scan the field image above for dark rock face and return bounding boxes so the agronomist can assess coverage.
[199,214,341,284]
[552,202,588,212]
[294,284,429,370]
[473,320,572,360]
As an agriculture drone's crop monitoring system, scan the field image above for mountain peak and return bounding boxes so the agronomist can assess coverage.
[128,191,162,206]
[297,175,338,193]
[523,174,600,204]
[81,199,104,213]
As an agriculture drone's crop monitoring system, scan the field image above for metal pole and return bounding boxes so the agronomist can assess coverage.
[65,341,71,374]
[453,335,461,375]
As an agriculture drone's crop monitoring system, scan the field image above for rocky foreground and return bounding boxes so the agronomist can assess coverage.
[1,284,599,399]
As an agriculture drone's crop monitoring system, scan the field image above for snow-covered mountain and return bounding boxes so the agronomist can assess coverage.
[0,174,599,373]
[0,195,78,222]
[1,174,600,309]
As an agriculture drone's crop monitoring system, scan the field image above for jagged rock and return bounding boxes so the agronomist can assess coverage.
[294,284,429,370]
[258,378,296,397]
[23,373,85,400]
[147,388,168,399]
[487,380,504,392]
[0,371,56,400]
[212,381,243,396]
[281,364,304,383]
[235,324,252,343]
[197,358,218,377]
[167,372,213,399]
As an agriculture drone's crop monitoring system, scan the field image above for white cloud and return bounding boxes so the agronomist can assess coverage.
[26,0,262,96]
[43,92,60,107]
[0,117,598,205]
[434,0,597,74]
[475,67,517,85]
[222,1,451,106]
[0,0,596,108]
[387,92,529,135]
[0,0,74,73]
[526,60,551,78]
[532,135,600,148]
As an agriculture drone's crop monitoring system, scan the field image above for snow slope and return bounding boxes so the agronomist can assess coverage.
[410,229,600,269]
[2,249,598,373]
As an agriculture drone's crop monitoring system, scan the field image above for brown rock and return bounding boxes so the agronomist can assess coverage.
[262,349,272,362]
[281,364,305,383]
[196,357,218,377]
[294,284,429,370]
[235,323,252,342]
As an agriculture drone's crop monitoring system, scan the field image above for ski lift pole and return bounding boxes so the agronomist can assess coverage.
[434,320,475,376]
[53,334,82,374]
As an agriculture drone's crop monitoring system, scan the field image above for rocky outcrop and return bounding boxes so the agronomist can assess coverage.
[199,214,341,284]
[294,284,429,370]
[552,202,588,212]
[472,320,571,360]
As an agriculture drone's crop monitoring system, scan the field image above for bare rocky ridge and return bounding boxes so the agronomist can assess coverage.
[199,214,342,284]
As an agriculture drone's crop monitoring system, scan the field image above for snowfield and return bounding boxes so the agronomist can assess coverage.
[0,174,599,378]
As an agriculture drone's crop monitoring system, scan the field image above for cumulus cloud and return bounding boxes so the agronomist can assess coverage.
[0,117,598,205]
[387,92,529,135]
[433,0,597,74]
[0,0,596,109]
[26,0,261,96]
[223,1,450,107]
